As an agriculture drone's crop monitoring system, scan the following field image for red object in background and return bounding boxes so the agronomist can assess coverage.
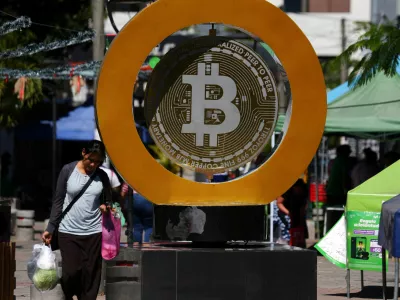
[309,183,327,203]
[140,65,152,71]
[116,262,133,267]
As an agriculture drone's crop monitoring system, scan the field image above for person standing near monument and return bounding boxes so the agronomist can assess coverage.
[121,183,153,244]
[275,178,308,248]
[100,164,121,191]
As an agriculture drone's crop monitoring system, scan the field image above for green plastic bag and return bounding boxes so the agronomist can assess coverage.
[112,203,126,227]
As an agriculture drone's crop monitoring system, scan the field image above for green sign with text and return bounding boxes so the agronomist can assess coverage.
[346,211,386,271]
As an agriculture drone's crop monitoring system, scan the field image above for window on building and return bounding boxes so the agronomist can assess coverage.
[283,0,303,12]
[308,0,350,12]
[283,0,350,12]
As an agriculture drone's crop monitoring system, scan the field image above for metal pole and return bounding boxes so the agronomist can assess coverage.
[269,133,276,243]
[52,96,57,198]
[301,0,308,12]
[92,0,105,62]
[394,258,399,300]
[0,157,2,198]
[382,249,387,300]
[340,18,348,84]
[360,270,364,290]
[346,268,351,299]
[320,137,325,183]
[126,187,134,247]
[92,0,106,295]
[314,154,320,239]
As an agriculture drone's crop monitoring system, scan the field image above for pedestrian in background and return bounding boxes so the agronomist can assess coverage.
[121,183,153,244]
[100,164,121,192]
[351,148,381,187]
[326,145,352,207]
[275,178,308,247]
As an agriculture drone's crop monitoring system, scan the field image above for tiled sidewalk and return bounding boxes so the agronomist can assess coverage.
[317,255,395,300]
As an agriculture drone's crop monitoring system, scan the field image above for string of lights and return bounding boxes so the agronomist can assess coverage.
[0,9,110,36]
[0,61,102,80]
[0,61,156,80]
[0,16,31,36]
[0,12,153,81]
[0,30,95,59]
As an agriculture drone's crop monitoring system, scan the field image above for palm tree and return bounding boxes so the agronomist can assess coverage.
[337,19,400,88]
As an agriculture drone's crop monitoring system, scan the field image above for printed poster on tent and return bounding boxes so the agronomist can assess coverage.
[315,214,347,269]
[346,211,386,272]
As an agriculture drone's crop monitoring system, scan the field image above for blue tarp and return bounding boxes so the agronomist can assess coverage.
[327,81,353,104]
[41,105,95,141]
[42,105,153,142]
[57,105,95,140]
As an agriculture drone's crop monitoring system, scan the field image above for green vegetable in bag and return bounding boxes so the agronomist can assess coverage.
[32,268,58,291]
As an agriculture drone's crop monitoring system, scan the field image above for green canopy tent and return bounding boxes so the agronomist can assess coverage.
[275,72,400,139]
[347,160,400,213]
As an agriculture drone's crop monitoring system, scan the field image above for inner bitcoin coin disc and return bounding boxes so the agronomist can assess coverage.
[145,36,279,174]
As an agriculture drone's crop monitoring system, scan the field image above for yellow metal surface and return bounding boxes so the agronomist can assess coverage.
[96,0,327,205]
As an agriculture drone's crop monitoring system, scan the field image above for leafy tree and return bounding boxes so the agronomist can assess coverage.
[336,19,400,88]
[0,30,43,127]
[0,0,91,128]
[321,58,359,90]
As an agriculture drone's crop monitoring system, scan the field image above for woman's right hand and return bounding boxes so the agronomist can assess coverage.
[42,231,52,245]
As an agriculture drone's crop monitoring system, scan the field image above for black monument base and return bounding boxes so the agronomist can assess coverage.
[153,205,266,242]
[105,242,316,300]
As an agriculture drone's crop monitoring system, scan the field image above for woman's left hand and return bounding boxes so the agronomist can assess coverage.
[100,204,108,213]
[100,204,115,213]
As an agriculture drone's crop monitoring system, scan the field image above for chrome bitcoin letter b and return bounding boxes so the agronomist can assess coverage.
[181,62,240,147]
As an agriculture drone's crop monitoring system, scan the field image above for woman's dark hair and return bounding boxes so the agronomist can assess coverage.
[82,140,106,161]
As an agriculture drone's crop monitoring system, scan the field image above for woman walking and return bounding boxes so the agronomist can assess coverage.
[42,140,112,300]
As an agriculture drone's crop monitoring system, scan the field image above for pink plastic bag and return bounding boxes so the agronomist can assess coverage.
[101,211,121,260]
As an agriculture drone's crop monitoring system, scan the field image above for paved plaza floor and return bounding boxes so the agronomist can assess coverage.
[13,222,395,300]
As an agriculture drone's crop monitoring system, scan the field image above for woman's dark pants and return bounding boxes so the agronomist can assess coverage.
[59,232,102,300]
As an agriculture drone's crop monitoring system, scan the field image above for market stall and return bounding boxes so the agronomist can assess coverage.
[271,69,400,241]
[275,70,400,137]
[316,160,400,298]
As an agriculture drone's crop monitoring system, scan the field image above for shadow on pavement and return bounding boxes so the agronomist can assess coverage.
[307,243,323,256]
[325,286,392,299]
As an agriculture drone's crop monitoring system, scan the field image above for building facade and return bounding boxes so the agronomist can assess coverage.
[266,0,372,58]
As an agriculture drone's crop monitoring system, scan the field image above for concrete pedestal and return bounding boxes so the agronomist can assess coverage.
[16,210,35,241]
[105,242,317,300]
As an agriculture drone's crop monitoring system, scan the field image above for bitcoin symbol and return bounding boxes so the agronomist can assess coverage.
[181,63,240,147]
[145,36,278,174]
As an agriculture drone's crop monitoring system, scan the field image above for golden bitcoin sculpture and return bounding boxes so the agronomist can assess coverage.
[145,36,278,174]
[95,0,327,206]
